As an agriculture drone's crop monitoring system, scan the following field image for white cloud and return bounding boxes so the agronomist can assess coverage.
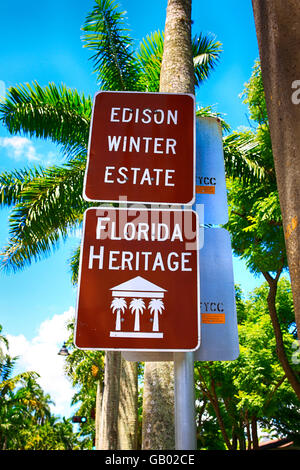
[0,136,40,162]
[6,306,76,418]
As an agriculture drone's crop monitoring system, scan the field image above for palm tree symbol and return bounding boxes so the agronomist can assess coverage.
[129,298,146,332]
[111,298,127,331]
[148,299,165,332]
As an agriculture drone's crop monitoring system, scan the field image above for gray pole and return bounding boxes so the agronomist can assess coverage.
[174,351,197,450]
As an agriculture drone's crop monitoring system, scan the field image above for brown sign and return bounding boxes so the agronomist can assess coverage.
[83,91,195,205]
[74,207,200,351]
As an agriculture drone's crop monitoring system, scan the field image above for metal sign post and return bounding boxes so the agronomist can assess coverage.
[174,351,197,450]
[76,86,238,450]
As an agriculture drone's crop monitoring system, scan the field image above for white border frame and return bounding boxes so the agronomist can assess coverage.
[83,91,196,206]
[74,206,200,352]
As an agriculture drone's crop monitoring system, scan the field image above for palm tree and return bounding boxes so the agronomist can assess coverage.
[148,299,164,332]
[129,298,146,332]
[110,298,127,331]
[0,0,222,274]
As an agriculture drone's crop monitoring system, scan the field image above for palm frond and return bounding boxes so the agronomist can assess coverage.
[0,166,44,207]
[69,243,81,286]
[223,131,266,183]
[136,30,164,92]
[192,33,222,86]
[0,82,91,158]
[0,156,89,272]
[136,31,222,93]
[82,0,142,91]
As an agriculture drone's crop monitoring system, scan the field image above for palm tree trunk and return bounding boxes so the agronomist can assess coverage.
[95,379,103,449]
[98,351,121,449]
[142,361,175,450]
[160,0,195,94]
[251,0,300,338]
[142,0,194,450]
[118,358,138,449]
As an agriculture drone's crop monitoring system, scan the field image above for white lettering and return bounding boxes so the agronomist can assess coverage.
[108,135,121,151]
[165,169,175,186]
[171,224,183,241]
[143,137,152,153]
[137,223,149,241]
[111,222,121,241]
[182,252,192,271]
[107,135,175,154]
[109,107,178,125]
[154,110,164,124]
[142,252,151,270]
[122,108,132,122]
[168,109,178,125]
[88,245,104,269]
[124,222,135,240]
[104,166,115,183]
[141,108,151,123]
[103,166,176,187]
[88,247,193,272]
[152,252,165,271]
[116,166,128,184]
[157,223,169,241]
[96,218,109,239]
[110,107,120,122]
[154,137,164,154]
[121,251,134,269]
[166,138,177,155]
[131,167,140,184]
[129,136,140,152]
[108,250,120,270]
[140,168,152,185]
[167,252,179,271]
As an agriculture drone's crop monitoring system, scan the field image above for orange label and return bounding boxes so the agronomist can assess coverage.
[202,313,225,324]
[196,185,215,195]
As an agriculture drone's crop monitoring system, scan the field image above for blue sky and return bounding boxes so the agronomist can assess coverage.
[0,0,263,417]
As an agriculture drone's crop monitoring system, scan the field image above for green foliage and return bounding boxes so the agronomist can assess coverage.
[224,61,287,276]
[136,30,164,92]
[0,82,91,159]
[0,326,85,449]
[195,280,300,450]
[82,0,143,91]
[192,33,222,87]
[241,60,268,125]
[226,178,286,274]
[0,155,90,272]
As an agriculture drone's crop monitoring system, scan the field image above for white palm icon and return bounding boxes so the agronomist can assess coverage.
[129,298,146,331]
[111,298,127,331]
[148,299,165,332]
